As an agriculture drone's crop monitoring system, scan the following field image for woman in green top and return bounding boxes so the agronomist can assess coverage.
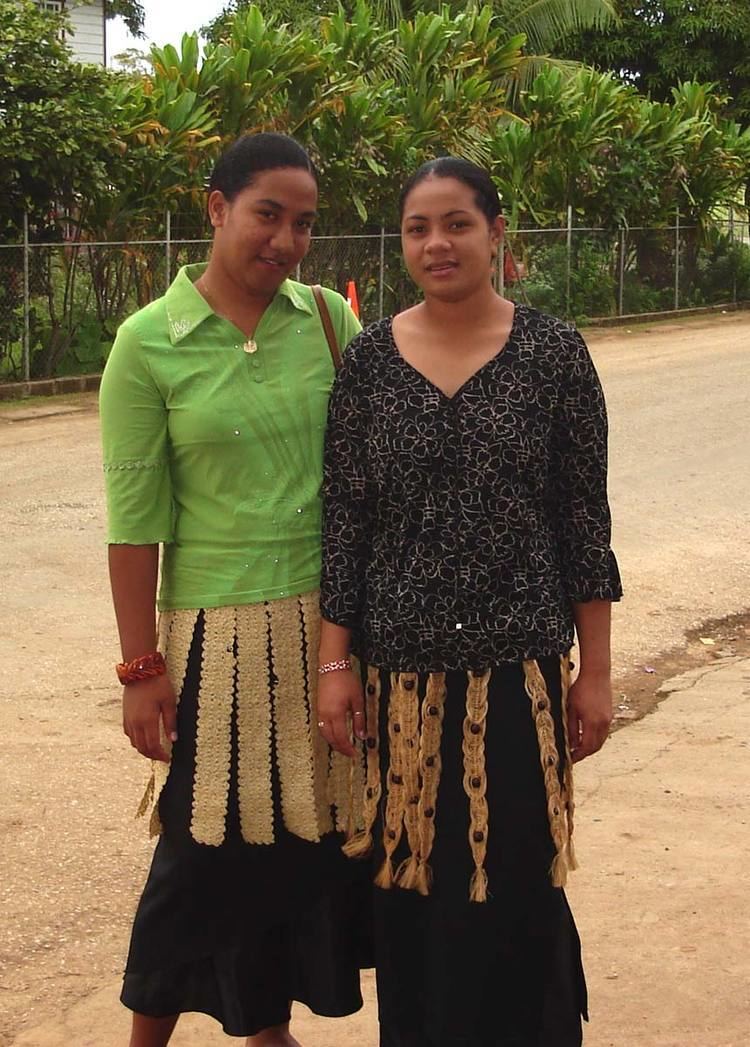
[100,134,366,1047]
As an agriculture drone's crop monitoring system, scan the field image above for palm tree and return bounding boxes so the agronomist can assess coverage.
[371,0,618,103]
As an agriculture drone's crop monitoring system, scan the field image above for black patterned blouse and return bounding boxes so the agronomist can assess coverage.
[320,305,622,672]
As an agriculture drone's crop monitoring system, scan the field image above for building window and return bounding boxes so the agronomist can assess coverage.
[37,1,64,13]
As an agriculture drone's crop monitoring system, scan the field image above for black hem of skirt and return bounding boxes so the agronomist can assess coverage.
[121,976,364,1039]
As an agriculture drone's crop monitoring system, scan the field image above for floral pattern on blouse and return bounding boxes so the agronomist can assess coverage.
[321,305,622,672]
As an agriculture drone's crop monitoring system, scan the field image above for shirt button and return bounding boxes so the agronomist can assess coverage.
[251,359,261,368]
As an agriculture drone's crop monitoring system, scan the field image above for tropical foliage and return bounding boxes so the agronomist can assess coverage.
[106,0,146,37]
[561,0,750,128]
[3,0,750,376]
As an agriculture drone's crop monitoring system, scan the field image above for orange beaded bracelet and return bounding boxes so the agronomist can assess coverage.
[116,651,167,686]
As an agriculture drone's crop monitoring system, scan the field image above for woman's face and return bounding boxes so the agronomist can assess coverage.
[208,166,318,298]
[401,175,503,302]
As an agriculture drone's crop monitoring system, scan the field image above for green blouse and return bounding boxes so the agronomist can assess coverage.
[99,263,361,611]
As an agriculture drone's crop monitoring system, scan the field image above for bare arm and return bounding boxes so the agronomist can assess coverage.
[567,599,613,762]
[317,618,365,758]
[108,544,176,762]
[108,544,159,659]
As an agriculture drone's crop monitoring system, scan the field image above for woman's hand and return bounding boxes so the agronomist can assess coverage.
[123,675,178,763]
[317,669,366,758]
[566,669,612,762]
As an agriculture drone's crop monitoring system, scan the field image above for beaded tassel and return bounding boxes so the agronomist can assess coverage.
[394,672,422,890]
[463,669,491,902]
[342,665,383,858]
[523,659,570,887]
[414,671,447,896]
[560,654,579,870]
[374,672,410,889]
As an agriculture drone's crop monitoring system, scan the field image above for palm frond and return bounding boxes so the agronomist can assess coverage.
[369,0,408,28]
[502,0,617,55]
[502,54,583,108]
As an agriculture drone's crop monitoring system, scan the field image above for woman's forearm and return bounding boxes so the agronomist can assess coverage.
[108,544,160,660]
[319,618,353,665]
[572,599,612,676]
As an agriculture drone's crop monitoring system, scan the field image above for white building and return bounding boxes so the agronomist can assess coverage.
[36,1,107,66]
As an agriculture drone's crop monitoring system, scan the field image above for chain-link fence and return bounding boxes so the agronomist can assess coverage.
[500,216,750,320]
[2,213,749,382]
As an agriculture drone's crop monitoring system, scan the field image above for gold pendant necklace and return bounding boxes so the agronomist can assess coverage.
[243,339,258,354]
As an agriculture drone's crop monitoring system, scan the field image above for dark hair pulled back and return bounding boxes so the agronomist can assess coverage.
[399,156,502,223]
[208,132,317,201]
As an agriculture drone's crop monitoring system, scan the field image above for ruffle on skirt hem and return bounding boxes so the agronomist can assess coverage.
[122,888,366,1037]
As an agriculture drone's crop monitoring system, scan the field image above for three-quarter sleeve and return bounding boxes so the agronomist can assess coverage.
[547,331,622,602]
[99,321,174,545]
[320,337,373,627]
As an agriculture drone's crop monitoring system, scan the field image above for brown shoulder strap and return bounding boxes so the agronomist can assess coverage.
[311,284,343,371]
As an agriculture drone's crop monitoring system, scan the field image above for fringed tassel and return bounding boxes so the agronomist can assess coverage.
[394,854,420,890]
[394,671,421,889]
[415,859,434,897]
[469,866,489,904]
[374,854,396,889]
[551,851,568,888]
[415,671,447,896]
[375,672,409,890]
[343,664,382,859]
[342,830,373,859]
[523,659,570,888]
[560,654,579,871]
[463,669,491,903]
[136,771,155,819]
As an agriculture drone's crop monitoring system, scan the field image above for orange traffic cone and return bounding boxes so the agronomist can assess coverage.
[346,279,360,319]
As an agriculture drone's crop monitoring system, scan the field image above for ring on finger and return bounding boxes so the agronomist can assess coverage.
[317,720,327,729]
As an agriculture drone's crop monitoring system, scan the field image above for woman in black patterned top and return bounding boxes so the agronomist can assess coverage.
[317,158,622,1047]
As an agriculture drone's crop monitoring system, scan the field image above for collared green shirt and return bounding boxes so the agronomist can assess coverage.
[100,263,361,611]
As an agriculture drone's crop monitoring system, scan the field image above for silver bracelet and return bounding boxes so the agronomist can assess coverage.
[318,658,351,675]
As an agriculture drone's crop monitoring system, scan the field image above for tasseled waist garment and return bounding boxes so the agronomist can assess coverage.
[139,601,577,905]
[137,591,365,847]
[344,656,578,903]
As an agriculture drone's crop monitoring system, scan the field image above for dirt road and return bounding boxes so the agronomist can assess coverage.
[1,311,748,1046]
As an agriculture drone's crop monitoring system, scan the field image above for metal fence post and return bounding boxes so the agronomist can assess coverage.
[674,208,680,311]
[565,204,573,318]
[378,226,386,319]
[165,209,172,291]
[618,227,626,316]
[729,205,736,303]
[23,210,31,382]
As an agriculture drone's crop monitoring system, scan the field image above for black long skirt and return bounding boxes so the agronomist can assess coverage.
[121,620,371,1037]
[370,658,588,1047]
